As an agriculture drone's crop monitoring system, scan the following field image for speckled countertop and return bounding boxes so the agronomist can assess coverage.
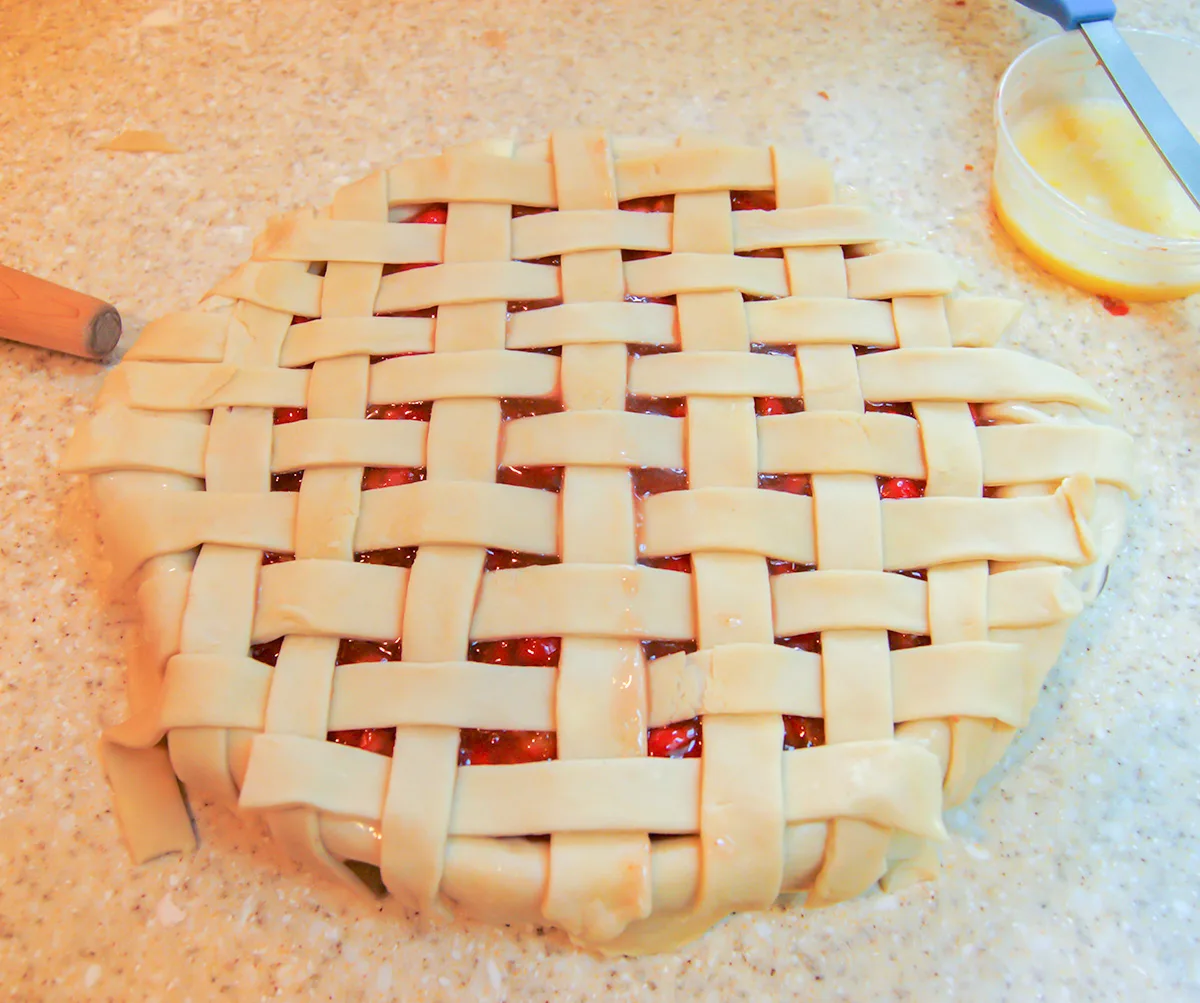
[2,0,1198,999]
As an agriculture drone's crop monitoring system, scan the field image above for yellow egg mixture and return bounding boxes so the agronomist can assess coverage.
[995,97,1200,300]
[1015,98,1200,238]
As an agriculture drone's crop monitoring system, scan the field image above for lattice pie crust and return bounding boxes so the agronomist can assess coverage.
[63,131,1136,954]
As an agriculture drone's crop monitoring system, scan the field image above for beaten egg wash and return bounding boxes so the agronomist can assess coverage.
[1012,98,1200,239]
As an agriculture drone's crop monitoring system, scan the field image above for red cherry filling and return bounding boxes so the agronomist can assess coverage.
[406,204,447,225]
[501,396,563,420]
[730,190,777,211]
[889,632,931,650]
[624,294,676,306]
[329,728,395,756]
[458,730,557,766]
[758,472,812,496]
[632,468,688,497]
[367,402,431,422]
[622,248,668,263]
[969,402,995,426]
[777,632,822,654]
[755,396,804,416]
[879,477,924,499]
[271,471,304,492]
[468,637,561,666]
[338,637,403,664]
[639,554,691,573]
[484,549,559,572]
[864,400,915,418]
[382,262,438,276]
[626,395,685,417]
[274,406,307,424]
[648,718,701,758]
[496,466,564,492]
[768,559,815,576]
[619,195,674,214]
[356,548,417,568]
[363,467,425,490]
[783,715,824,750]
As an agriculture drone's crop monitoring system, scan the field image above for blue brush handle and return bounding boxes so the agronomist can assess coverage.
[1014,0,1117,29]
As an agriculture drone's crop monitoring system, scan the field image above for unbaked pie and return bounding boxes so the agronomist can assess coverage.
[63,130,1137,954]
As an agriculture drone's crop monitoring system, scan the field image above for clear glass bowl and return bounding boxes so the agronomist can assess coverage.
[993,29,1200,302]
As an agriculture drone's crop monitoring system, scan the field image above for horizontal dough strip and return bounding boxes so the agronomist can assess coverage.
[771,566,1084,635]
[978,423,1136,492]
[369,349,558,403]
[758,412,1135,488]
[68,417,1132,508]
[272,417,426,473]
[614,144,775,199]
[97,487,1089,613]
[502,411,684,469]
[61,407,210,478]
[506,300,675,350]
[640,479,1094,568]
[844,250,958,300]
[628,350,800,398]
[508,205,897,260]
[253,559,407,644]
[511,209,671,259]
[239,733,947,840]
[757,412,924,477]
[745,297,897,347]
[858,347,1110,410]
[510,296,1013,353]
[210,261,323,317]
[471,564,694,640]
[647,640,1025,727]
[625,253,789,299]
[253,215,444,265]
[69,389,1129,493]
[375,261,559,313]
[354,482,559,554]
[387,155,557,207]
[123,311,229,362]
[881,476,1095,568]
[159,633,1033,736]
[160,655,556,731]
[105,362,309,411]
[114,293,1018,368]
[641,489,814,562]
[97,490,296,581]
[732,205,900,251]
[280,316,435,367]
[250,559,714,646]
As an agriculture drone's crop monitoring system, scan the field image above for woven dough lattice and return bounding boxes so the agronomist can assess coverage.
[65,130,1136,954]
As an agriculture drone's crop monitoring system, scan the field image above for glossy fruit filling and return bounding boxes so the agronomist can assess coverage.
[257,274,1000,765]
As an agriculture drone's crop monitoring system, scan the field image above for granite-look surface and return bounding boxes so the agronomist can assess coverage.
[2,0,1198,999]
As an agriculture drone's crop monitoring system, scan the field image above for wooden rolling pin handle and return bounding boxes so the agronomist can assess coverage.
[0,263,122,359]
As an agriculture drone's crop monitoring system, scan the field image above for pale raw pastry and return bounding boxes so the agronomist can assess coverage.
[63,130,1137,954]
